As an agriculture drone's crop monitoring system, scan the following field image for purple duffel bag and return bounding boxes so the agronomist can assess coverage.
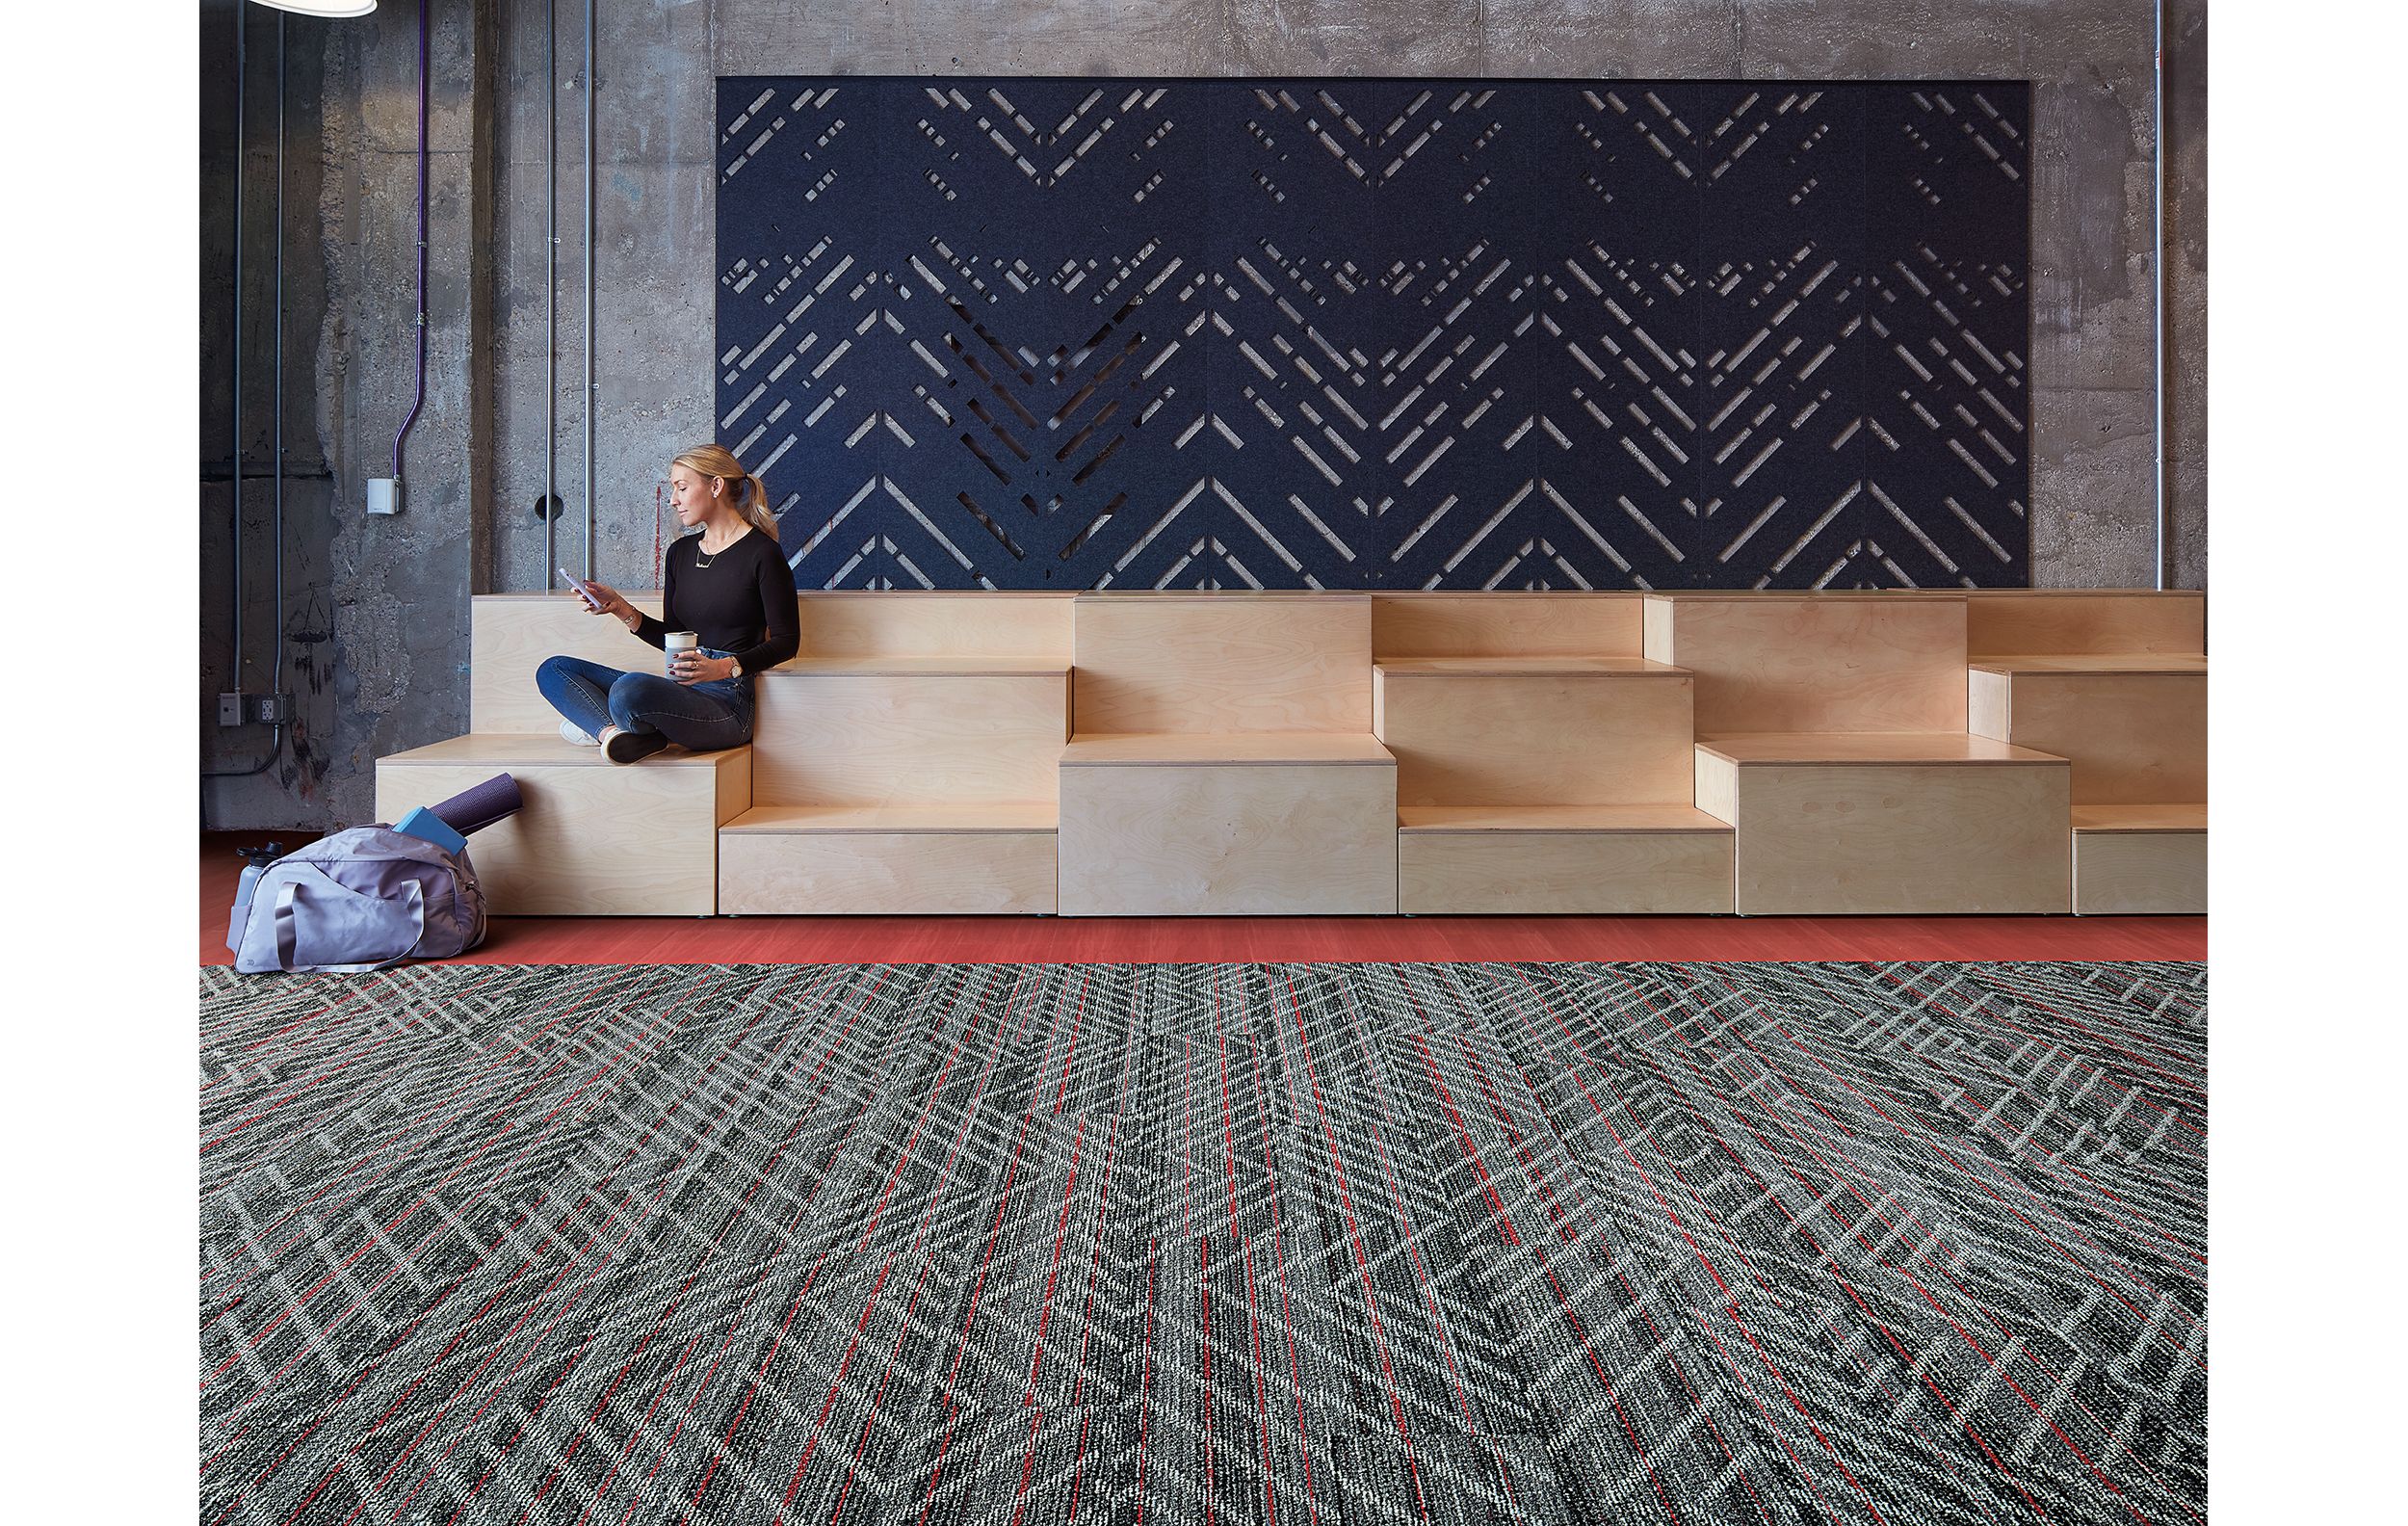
[231,826,488,974]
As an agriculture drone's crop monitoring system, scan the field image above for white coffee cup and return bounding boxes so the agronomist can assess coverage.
[665,630,698,679]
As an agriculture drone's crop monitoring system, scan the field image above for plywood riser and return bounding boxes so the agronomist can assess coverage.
[1072,595,1373,735]
[791,593,1073,658]
[1643,594,1972,733]
[719,832,1057,915]
[1374,670,1697,806]
[1059,763,1398,916]
[750,673,1070,806]
[1697,754,2072,915]
[375,753,749,916]
[2074,832,2207,915]
[1400,832,1735,913]
[1370,593,1642,658]
[1968,670,2207,805]
[1965,592,2206,656]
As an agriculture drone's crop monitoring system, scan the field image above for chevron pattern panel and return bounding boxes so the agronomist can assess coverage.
[718,79,2030,591]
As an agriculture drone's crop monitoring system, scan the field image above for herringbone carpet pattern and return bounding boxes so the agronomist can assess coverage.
[199,962,2206,1525]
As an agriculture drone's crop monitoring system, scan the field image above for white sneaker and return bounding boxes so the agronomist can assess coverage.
[559,719,599,746]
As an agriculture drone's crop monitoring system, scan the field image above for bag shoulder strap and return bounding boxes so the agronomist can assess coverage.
[271,876,427,974]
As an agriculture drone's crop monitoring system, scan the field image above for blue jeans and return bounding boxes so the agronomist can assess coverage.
[535,649,754,752]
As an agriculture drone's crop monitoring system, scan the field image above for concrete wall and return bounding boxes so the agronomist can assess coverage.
[200,0,2206,831]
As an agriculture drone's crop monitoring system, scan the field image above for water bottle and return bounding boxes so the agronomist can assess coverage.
[227,842,285,952]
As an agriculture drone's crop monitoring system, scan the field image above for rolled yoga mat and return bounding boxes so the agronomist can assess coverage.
[428,773,523,836]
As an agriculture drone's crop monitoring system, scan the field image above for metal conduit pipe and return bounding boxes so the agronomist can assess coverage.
[230,8,246,689]
[206,4,284,782]
[582,0,596,583]
[273,12,289,702]
[2153,0,2167,590]
[544,0,559,587]
[390,0,431,485]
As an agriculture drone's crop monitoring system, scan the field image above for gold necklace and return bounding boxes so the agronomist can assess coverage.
[694,528,744,569]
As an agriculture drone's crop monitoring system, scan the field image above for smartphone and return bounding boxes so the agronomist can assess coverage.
[561,568,603,610]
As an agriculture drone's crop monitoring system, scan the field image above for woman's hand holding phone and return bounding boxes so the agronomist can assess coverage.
[564,571,639,627]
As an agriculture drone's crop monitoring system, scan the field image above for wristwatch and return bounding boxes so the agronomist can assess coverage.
[729,658,745,679]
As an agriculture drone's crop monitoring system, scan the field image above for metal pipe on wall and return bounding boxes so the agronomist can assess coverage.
[230,5,246,687]
[544,0,559,587]
[390,0,431,484]
[2153,0,2167,590]
[204,1,283,783]
[581,0,595,583]
[274,12,288,700]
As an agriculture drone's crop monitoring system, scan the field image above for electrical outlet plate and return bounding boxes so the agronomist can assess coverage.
[251,694,296,724]
[218,692,248,726]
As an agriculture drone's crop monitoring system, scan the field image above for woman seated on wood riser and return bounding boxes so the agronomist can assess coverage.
[537,442,801,765]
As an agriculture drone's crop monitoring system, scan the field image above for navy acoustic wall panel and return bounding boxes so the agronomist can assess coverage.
[717,80,2029,591]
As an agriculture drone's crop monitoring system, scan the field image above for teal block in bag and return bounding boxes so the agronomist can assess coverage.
[392,806,468,855]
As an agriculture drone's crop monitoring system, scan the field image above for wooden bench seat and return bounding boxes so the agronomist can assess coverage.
[375,733,751,916]
[377,587,2204,923]
[1694,731,2070,914]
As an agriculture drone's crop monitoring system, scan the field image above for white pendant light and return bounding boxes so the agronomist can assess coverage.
[249,1,380,16]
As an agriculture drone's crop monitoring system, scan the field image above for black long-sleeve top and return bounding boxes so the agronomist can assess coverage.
[630,530,800,673]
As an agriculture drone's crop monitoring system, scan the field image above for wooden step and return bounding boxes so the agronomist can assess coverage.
[375,733,749,916]
[2071,803,2208,831]
[1398,804,1734,914]
[1967,658,2205,805]
[1072,592,1371,735]
[378,731,734,768]
[1642,592,1970,734]
[1060,732,1392,766]
[1373,657,1679,675]
[767,655,1072,677]
[724,803,1058,832]
[718,803,1055,915]
[1058,728,1396,915]
[751,668,1069,807]
[1692,731,2069,914]
[1964,590,2204,657]
[1374,658,1696,806]
[1967,653,2207,674]
[1694,731,2064,766]
[1370,592,1642,659]
[2071,804,2206,915]
[1399,804,1731,831]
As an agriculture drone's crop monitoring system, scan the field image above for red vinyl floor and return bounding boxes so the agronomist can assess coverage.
[200,831,2206,965]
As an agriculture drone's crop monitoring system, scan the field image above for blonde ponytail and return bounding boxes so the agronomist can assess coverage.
[671,442,780,543]
[737,470,779,542]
